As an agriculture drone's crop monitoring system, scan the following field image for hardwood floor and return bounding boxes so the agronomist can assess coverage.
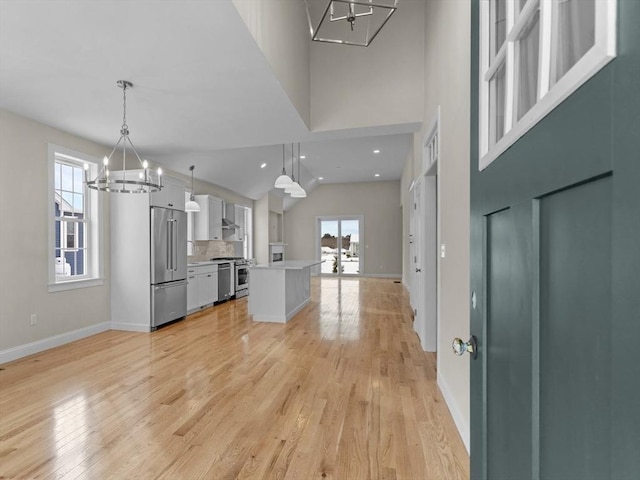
[0,277,469,479]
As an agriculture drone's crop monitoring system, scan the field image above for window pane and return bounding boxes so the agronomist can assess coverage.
[491,0,507,61]
[73,166,83,193]
[73,193,84,215]
[517,10,540,121]
[61,163,73,191]
[490,63,507,146]
[78,222,86,249]
[552,0,595,85]
[61,192,74,215]
[76,249,85,276]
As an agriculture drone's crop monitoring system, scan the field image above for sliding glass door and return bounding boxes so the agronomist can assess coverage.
[317,216,363,276]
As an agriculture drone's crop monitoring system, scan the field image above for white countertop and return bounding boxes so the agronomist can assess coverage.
[250,260,323,270]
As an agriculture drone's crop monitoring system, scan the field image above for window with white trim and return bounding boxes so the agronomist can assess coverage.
[49,145,103,291]
[479,0,617,170]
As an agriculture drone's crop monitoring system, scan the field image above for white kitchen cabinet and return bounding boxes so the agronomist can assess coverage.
[187,264,218,313]
[194,195,223,240]
[187,268,198,312]
[234,204,245,242]
[151,176,186,211]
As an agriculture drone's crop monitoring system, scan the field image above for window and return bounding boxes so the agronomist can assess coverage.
[48,145,103,291]
[479,0,616,169]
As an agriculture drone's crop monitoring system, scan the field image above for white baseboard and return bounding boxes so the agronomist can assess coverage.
[437,371,470,454]
[110,322,150,332]
[0,322,110,365]
[362,273,402,279]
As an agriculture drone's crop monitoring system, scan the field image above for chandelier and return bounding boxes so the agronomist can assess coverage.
[85,80,162,193]
[304,0,398,47]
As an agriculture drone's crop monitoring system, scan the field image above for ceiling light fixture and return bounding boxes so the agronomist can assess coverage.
[300,155,306,159]
[375,173,380,177]
[304,0,398,47]
[185,165,200,213]
[260,162,267,169]
[274,144,293,188]
[284,143,305,196]
[318,177,324,180]
[373,149,380,154]
[85,80,162,193]
[291,144,307,198]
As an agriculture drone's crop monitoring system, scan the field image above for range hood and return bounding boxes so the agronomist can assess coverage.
[222,202,240,229]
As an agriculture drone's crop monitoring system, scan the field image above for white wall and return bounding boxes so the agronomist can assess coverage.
[233,0,310,127]
[310,0,425,132]
[401,0,471,450]
[0,109,112,362]
[284,181,402,276]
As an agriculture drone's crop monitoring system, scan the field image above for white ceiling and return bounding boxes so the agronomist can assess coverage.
[0,0,416,202]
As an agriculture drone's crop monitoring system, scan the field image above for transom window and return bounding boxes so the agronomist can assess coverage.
[48,145,104,291]
[479,0,616,170]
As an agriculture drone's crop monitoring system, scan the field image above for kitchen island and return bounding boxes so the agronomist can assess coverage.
[248,260,322,323]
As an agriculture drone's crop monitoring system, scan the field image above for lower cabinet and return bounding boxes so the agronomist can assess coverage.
[187,264,219,313]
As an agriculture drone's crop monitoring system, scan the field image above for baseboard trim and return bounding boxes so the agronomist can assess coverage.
[0,322,110,365]
[110,322,150,332]
[361,273,402,279]
[437,371,470,454]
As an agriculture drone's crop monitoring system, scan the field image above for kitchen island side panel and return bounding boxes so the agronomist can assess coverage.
[248,268,286,322]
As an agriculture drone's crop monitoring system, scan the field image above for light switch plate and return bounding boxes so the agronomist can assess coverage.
[440,244,446,258]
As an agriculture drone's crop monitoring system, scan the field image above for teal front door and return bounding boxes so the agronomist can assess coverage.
[469,1,639,478]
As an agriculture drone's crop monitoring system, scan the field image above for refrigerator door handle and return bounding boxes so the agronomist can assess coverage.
[172,219,178,271]
[166,220,171,271]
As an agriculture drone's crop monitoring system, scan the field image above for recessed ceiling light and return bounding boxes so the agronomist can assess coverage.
[260,163,267,169]
[318,177,324,180]
[373,149,380,154]
[300,155,306,159]
[374,173,380,177]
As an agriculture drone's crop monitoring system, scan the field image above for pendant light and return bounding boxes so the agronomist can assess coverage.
[185,165,201,212]
[85,80,162,193]
[291,143,307,198]
[274,144,293,188]
[285,143,305,195]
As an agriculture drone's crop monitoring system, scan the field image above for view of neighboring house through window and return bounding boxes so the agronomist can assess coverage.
[49,145,103,290]
[479,0,616,169]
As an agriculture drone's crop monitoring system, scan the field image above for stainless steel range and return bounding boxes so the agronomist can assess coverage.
[234,258,249,298]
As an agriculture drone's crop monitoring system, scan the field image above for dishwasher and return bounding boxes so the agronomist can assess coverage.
[217,262,232,302]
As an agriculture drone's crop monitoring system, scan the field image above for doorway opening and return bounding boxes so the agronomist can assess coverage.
[316,216,364,276]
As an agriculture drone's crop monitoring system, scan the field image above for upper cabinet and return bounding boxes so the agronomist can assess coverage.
[194,194,223,241]
[234,205,245,243]
[150,176,186,211]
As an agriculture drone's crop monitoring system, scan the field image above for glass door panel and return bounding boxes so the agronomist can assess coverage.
[340,219,360,275]
[320,220,339,274]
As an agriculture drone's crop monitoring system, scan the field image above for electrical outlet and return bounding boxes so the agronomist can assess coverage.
[440,244,446,258]
[30,314,37,326]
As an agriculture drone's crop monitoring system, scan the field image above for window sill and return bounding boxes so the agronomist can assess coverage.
[48,277,104,292]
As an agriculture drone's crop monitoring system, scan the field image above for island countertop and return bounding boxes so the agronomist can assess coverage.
[250,260,322,270]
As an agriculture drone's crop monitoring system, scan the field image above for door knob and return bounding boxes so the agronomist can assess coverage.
[452,336,478,359]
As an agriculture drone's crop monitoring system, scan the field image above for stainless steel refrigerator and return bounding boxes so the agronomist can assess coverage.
[150,206,187,329]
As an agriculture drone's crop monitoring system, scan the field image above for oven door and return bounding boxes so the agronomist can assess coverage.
[235,264,248,290]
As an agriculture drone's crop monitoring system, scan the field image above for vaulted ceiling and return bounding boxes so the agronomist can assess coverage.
[0,0,420,203]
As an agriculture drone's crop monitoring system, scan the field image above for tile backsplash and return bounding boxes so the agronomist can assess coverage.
[188,240,241,262]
